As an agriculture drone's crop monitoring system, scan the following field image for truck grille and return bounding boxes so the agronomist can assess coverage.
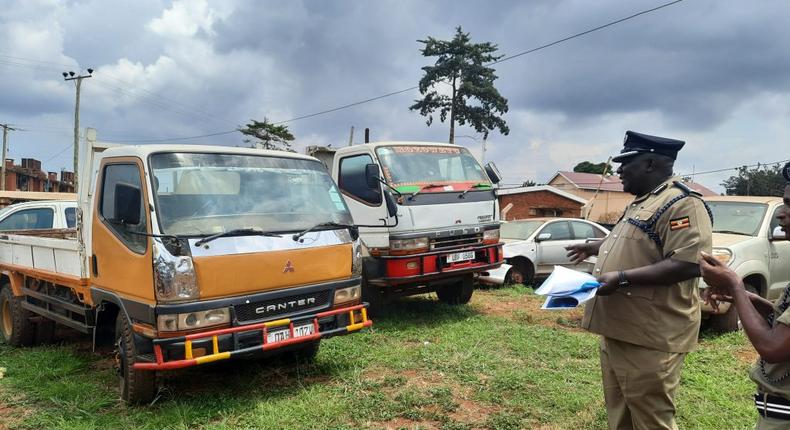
[430,233,483,250]
[234,290,332,323]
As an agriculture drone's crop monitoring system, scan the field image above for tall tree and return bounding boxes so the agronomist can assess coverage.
[721,163,785,196]
[239,118,295,152]
[573,161,611,175]
[410,26,509,144]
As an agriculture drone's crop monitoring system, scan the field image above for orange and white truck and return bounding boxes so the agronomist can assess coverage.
[0,128,370,403]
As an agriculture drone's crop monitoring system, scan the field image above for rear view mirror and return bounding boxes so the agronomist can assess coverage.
[484,162,502,184]
[770,226,787,241]
[113,182,141,225]
[384,191,398,218]
[536,233,552,242]
[365,163,380,189]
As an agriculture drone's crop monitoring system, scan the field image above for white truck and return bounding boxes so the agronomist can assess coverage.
[0,200,77,231]
[702,195,790,332]
[0,129,371,403]
[309,141,504,312]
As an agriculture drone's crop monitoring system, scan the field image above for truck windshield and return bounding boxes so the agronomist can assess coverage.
[375,145,491,194]
[150,152,353,236]
[707,201,768,236]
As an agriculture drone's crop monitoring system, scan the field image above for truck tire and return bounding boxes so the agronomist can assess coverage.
[115,313,157,404]
[0,285,35,346]
[707,282,758,333]
[436,275,475,305]
[505,260,534,287]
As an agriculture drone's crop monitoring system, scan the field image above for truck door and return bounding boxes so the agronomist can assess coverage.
[91,159,155,304]
[768,204,790,295]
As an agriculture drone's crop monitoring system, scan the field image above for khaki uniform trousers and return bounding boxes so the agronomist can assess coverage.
[600,337,686,430]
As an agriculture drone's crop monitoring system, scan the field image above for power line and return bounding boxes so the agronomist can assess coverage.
[100,129,238,143]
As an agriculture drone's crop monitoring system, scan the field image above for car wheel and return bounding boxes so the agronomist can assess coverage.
[436,275,475,305]
[707,282,758,333]
[505,261,534,287]
[0,284,35,346]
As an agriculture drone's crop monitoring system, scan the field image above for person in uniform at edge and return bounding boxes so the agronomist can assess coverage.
[698,162,790,429]
[565,130,713,430]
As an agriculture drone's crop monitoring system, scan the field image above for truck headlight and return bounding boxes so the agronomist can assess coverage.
[389,237,429,255]
[153,238,199,303]
[483,228,500,244]
[351,238,363,277]
[711,248,733,265]
[334,285,361,306]
[157,307,230,332]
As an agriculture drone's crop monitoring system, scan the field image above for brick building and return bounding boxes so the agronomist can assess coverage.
[3,158,75,193]
[497,185,587,220]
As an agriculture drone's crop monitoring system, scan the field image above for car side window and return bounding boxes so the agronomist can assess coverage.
[99,164,148,254]
[0,208,54,230]
[540,221,572,241]
[65,207,77,228]
[770,206,784,235]
[571,221,597,240]
[338,154,382,205]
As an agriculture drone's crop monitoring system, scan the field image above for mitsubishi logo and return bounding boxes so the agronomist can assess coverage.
[283,260,295,273]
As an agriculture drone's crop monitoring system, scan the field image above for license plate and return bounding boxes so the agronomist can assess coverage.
[266,323,315,343]
[446,251,476,263]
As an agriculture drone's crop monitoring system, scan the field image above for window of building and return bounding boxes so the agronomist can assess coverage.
[99,164,148,254]
[338,154,381,205]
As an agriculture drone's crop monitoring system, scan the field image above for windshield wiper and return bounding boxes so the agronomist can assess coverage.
[712,230,752,236]
[194,228,282,247]
[459,183,491,199]
[408,183,445,200]
[292,222,356,242]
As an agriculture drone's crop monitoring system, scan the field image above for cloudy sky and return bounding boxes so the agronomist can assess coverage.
[1,0,788,192]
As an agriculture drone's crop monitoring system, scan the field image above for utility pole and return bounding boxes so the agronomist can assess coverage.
[0,123,17,191]
[62,68,93,192]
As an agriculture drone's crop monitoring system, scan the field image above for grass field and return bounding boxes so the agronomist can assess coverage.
[0,285,759,429]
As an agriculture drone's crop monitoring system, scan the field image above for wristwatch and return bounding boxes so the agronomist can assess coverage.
[618,271,630,289]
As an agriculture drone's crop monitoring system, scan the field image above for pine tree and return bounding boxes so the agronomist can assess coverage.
[239,118,295,152]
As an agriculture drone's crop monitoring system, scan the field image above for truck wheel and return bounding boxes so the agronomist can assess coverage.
[0,285,35,346]
[436,275,475,305]
[505,261,534,287]
[708,282,758,333]
[115,313,157,404]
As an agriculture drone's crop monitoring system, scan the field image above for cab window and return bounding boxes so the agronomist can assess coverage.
[65,207,77,228]
[0,208,54,230]
[338,154,381,205]
[99,164,148,254]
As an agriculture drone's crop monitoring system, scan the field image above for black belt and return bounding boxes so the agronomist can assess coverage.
[755,393,790,420]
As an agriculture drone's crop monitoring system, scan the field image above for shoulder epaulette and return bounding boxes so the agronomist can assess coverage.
[672,180,702,197]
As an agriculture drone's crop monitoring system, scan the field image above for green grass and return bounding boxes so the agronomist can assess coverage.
[0,286,758,429]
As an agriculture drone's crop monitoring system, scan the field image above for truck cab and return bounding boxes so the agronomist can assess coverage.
[312,142,504,310]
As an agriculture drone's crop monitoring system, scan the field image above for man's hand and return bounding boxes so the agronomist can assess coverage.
[565,242,599,265]
[699,251,743,295]
[701,286,733,312]
[596,271,620,296]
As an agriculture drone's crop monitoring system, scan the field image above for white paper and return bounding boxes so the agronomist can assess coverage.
[535,266,600,310]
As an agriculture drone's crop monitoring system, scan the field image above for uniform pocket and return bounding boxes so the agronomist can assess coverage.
[624,209,657,240]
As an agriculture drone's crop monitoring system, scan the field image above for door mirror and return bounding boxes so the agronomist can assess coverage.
[536,233,552,242]
[770,226,787,241]
[384,190,398,218]
[112,182,141,225]
[484,162,502,185]
[365,163,381,189]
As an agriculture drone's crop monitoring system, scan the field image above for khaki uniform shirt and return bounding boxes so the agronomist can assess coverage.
[582,178,713,353]
[750,283,790,398]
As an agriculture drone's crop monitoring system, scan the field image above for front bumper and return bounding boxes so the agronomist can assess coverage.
[370,243,504,286]
[133,304,371,370]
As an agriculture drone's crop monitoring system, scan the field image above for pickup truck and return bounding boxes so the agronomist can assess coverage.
[702,195,790,332]
[0,200,77,230]
[0,128,371,403]
[308,142,504,313]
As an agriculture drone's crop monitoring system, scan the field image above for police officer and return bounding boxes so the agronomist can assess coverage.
[699,161,790,429]
[566,131,713,430]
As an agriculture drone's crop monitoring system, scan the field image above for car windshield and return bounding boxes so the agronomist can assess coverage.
[707,201,768,236]
[501,221,544,240]
[375,145,490,194]
[150,152,353,236]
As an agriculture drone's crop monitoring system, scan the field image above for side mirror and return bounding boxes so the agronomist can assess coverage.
[770,226,787,241]
[113,182,141,225]
[536,233,552,242]
[484,162,502,185]
[365,163,381,189]
[384,191,398,218]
